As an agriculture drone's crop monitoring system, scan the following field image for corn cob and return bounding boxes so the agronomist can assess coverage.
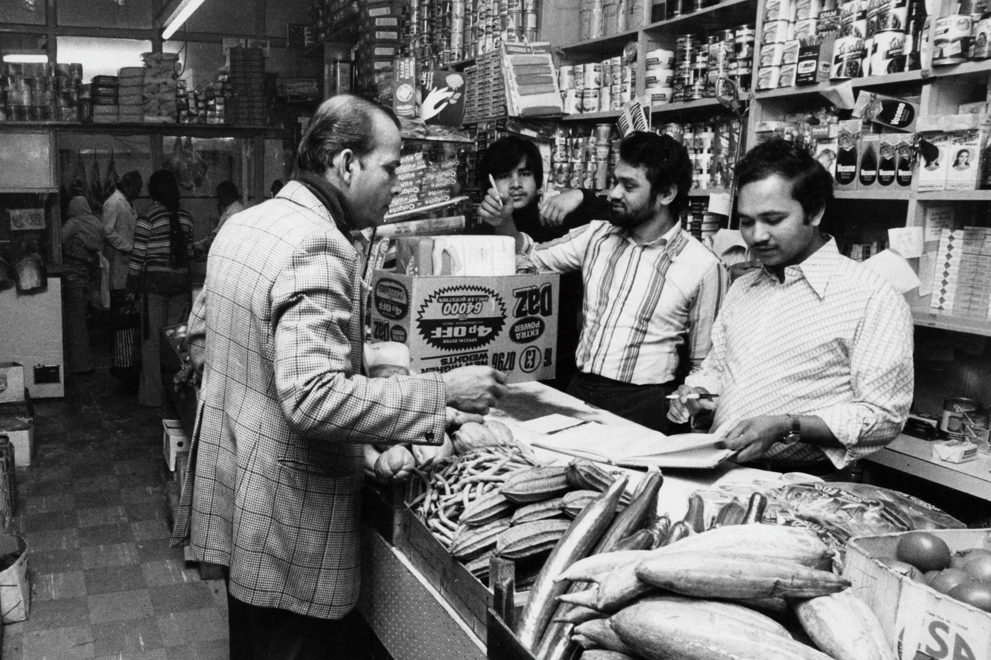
[511,497,567,525]
[635,553,851,599]
[501,465,571,504]
[449,517,511,561]
[496,519,572,559]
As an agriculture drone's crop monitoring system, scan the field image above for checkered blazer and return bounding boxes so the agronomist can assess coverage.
[170,181,447,619]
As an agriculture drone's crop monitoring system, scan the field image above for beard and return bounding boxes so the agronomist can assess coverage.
[609,196,656,230]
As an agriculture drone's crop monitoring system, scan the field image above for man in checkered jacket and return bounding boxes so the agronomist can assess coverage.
[170,95,507,659]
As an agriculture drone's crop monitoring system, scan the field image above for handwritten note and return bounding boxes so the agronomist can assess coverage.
[924,206,955,244]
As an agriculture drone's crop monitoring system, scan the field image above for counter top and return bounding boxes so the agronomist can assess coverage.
[866,434,991,502]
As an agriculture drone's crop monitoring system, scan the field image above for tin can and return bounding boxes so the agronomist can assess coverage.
[586,62,602,87]
[660,122,685,144]
[647,86,675,105]
[735,26,756,59]
[581,87,600,112]
[598,85,612,111]
[795,0,821,21]
[932,14,972,65]
[646,48,675,67]
[778,63,797,86]
[760,43,785,67]
[871,30,906,75]
[594,123,613,143]
[794,18,818,39]
[574,63,586,89]
[941,397,982,440]
[619,80,632,102]
[562,88,582,113]
[553,161,573,185]
[559,64,576,89]
[831,35,865,78]
[644,66,674,86]
[610,83,624,109]
[756,65,781,89]
[762,19,793,45]
[601,59,613,86]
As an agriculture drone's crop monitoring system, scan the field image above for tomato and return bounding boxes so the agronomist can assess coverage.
[895,532,952,572]
[962,550,991,583]
[879,557,927,583]
[950,554,968,570]
[948,581,991,612]
[928,568,973,595]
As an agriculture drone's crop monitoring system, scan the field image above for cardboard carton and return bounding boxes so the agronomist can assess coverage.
[369,271,559,383]
[0,363,24,404]
[162,419,189,472]
[846,529,991,660]
[0,417,33,467]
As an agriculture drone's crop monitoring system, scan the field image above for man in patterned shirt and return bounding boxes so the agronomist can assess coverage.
[669,139,913,474]
[481,132,727,433]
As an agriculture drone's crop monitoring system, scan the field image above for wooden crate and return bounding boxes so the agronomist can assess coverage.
[397,508,494,641]
[361,481,406,546]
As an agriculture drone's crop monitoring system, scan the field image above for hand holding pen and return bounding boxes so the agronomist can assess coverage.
[666,385,718,424]
[478,173,514,228]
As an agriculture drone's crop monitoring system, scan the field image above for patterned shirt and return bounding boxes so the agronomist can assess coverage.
[127,201,194,295]
[523,221,727,385]
[686,238,914,468]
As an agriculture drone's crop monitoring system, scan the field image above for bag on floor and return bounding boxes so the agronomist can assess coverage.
[112,298,141,375]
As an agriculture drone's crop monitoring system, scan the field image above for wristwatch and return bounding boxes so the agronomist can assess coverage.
[783,414,801,445]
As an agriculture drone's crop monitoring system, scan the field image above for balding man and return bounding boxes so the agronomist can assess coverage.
[170,95,507,659]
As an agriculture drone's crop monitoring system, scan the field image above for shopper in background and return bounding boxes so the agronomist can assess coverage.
[477,136,609,389]
[481,132,727,433]
[193,180,244,257]
[126,169,194,408]
[103,171,142,295]
[270,178,284,197]
[62,196,105,374]
[170,94,506,660]
[668,138,914,476]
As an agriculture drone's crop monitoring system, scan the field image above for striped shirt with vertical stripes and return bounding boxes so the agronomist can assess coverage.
[522,220,727,385]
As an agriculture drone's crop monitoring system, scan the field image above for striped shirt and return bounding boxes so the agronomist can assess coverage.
[686,238,914,469]
[523,221,727,385]
[128,201,194,294]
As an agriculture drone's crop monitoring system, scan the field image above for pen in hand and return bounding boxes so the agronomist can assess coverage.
[488,174,504,209]
[665,393,720,400]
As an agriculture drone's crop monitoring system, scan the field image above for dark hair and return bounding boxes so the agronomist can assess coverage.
[216,180,240,207]
[296,94,401,175]
[477,136,544,194]
[120,170,142,194]
[618,132,693,217]
[148,170,188,269]
[270,179,284,196]
[735,138,834,219]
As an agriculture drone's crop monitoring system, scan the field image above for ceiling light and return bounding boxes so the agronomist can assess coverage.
[161,0,206,40]
[2,53,48,63]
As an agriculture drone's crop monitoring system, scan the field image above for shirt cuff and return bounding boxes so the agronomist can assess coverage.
[810,405,871,469]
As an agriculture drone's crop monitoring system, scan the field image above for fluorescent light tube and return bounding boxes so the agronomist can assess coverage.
[2,53,49,63]
[162,0,206,40]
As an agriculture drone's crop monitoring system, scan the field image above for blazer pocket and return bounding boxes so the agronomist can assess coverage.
[277,442,360,478]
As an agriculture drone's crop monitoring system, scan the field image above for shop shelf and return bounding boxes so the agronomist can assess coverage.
[561,109,622,121]
[916,190,991,201]
[834,189,912,200]
[926,59,991,80]
[650,96,738,116]
[755,70,925,100]
[689,188,730,196]
[559,28,641,57]
[644,0,758,34]
[912,308,991,337]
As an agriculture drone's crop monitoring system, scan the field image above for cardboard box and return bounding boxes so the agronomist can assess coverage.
[835,119,861,189]
[162,419,189,472]
[0,363,24,404]
[918,133,949,192]
[369,271,559,383]
[846,529,991,660]
[945,130,985,191]
[0,417,33,467]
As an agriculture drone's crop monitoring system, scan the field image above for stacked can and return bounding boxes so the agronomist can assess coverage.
[558,52,634,114]
[866,0,908,75]
[0,62,83,123]
[549,124,619,193]
[658,119,742,191]
[580,0,605,41]
[668,25,752,102]
[644,48,675,106]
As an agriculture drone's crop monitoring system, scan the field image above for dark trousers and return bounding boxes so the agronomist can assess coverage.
[567,371,684,434]
[227,591,368,660]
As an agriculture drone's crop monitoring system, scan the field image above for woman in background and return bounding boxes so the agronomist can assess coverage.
[62,196,105,374]
[127,170,194,407]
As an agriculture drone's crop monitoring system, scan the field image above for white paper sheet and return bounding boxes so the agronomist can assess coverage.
[924,206,955,243]
[863,249,921,293]
[707,192,732,217]
[888,226,924,258]
[918,253,936,297]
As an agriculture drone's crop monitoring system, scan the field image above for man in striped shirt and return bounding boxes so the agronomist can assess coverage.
[481,132,727,433]
[669,139,914,475]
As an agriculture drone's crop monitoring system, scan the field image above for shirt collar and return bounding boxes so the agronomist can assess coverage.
[615,221,683,251]
[752,235,840,299]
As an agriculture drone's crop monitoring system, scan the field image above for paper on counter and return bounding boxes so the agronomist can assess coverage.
[517,413,591,434]
[888,227,924,258]
[863,249,921,293]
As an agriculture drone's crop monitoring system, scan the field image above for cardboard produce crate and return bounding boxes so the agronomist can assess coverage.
[369,271,559,384]
[845,529,991,660]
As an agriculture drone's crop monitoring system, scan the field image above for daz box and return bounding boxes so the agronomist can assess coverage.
[370,271,559,383]
[845,529,991,660]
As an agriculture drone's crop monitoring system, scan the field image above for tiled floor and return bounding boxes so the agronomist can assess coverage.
[2,342,229,659]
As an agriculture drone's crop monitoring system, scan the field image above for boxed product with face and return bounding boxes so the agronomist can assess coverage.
[835,119,861,189]
[945,129,984,190]
[369,270,559,383]
[815,137,839,180]
[917,132,949,191]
